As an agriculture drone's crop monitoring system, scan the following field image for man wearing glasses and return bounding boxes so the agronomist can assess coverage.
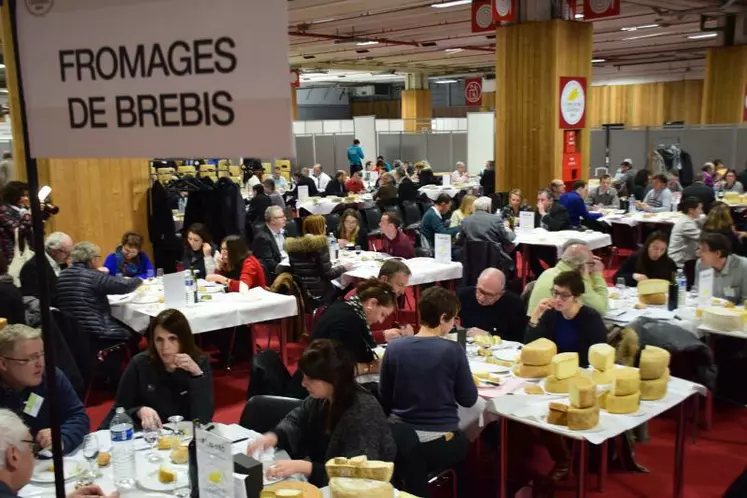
[0,325,89,456]
[253,205,288,283]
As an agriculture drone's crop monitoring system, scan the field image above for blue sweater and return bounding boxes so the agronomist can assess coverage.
[420,207,459,247]
[103,249,153,279]
[346,145,365,166]
[0,368,89,454]
[559,191,602,227]
[379,336,478,431]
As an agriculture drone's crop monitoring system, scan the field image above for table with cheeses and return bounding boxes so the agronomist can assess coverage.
[417,182,479,201]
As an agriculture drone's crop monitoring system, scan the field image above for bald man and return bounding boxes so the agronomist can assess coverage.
[457,268,526,343]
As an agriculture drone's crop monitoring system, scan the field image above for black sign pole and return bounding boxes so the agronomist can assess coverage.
[7,1,66,496]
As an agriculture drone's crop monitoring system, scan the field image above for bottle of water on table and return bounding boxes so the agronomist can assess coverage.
[111,407,136,489]
[184,270,197,306]
[328,232,338,261]
[628,194,636,214]
[676,268,687,307]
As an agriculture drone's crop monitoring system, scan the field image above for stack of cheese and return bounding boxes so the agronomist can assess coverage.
[327,456,395,498]
[702,306,743,332]
[547,376,599,430]
[639,345,671,401]
[637,279,669,306]
[515,338,556,378]
[544,352,580,393]
[588,343,616,385]
[604,367,641,414]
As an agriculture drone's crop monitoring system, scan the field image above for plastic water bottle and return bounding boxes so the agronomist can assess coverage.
[178,197,186,213]
[676,268,687,307]
[184,270,197,305]
[628,194,637,214]
[328,232,338,261]
[110,407,135,489]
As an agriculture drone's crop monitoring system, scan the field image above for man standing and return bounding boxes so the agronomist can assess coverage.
[457,268,526,343]
[253,206,287,283]
[588,174,618,207]
[311,164,331,192]
[480,160,495,196]
[347,139,365,175]
[639,174,672,213]
[559,180,603,228]
[20,232,72,303]
[379,211,415,259]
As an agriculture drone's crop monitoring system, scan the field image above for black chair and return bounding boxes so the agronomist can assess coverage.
[246,350,292,400]
[362,206,383,237]
[239,395,303,434]
[402,201,423,232]
[325,213,341,234]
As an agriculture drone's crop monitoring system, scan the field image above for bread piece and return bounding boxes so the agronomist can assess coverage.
[492,335,502,345]
[567,405,600,430]
[610,367,640,397]
[547,402,569,426]
[515,362,551,378]
[477,347,492,357]
[474,334,493,347]
[551,352,579,380]
[520,338,557,366]
[605,391,641,414]
[158,466,176,484]
[472,374,481,387]
[639,345,671,380]
[97,451,111,467]
[569,377,596,409]
[588,344,616,372]
[473,371,490,380]
[325,457,394,482]
[329,478,395,498]
[524,384,545,395]
[640,368,669,401]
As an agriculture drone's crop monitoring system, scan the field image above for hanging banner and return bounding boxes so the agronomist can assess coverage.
[492,0,516,22]
[582,0,621,20]
[11,0,292,159]
[743,85,747,122]
[291,69,301,89]
[472,0,496,33]
[465,78,483,106]
[559,77,587,129]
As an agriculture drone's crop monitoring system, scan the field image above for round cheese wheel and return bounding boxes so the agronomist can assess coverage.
[520,338,557,366]
[591,369,611,385]
[567,405,600,430]
[605,391,641,414]
[640,368,669,401]
[329,478,394,498]
[544,375,571,393]
[639,345,671,380]
[588,343,616,372]
[515,362,551,378]
[569,376,596,409]
[610,367,640,396]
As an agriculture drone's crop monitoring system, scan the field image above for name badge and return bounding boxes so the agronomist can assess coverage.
[23,393,44,418]
[724,287,736,298]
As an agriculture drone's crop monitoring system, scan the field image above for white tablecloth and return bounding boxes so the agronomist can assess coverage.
[110,288,298,334]
[597,211,683,227]
[298,194,373,215]
[418,183,479,200]
[339,255,463,287]
[514,229,612,258]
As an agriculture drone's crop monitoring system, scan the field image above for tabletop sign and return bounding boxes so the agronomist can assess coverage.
[163,272,185,308]
[195,426,235,498]
[518,211,535,231]
[434,233,452,264]
[12,0,292,158]
[698,268,714,305]
[441,174,452,187]
[297,185,309,202]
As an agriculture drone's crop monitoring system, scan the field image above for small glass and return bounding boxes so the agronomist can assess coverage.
[143,428,162,463]
[615,277,626,299]
[174,486,191,498]
[156,268,165,283]
[355,245,362,256]
[80,434,100,482]
[147,268,155,281]
[168,415,185,439]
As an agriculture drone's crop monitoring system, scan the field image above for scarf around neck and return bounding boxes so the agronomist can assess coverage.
[345,295,376,350]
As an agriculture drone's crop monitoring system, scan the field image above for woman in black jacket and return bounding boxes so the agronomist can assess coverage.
[614,230,678,287]
[525,271,607,367]
[106,309,213,429]
[182,223,217,279]
[247,339,396,487]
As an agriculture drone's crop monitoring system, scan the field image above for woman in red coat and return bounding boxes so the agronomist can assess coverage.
[207,235,267,291]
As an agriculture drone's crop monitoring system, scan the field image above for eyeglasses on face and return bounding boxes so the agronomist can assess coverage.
[20,439,41,456]
[550,289,573,300]
[1,352,45,366]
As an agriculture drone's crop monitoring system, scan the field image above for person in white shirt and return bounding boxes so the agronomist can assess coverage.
[451,162,470,184]
[311,164,331,191]
[271,166,289,191]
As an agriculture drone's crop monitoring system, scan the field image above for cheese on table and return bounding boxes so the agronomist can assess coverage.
[640,368,669,400]
[588,343,615,372]
[591,369,611,385]
[472,374,481,387]
[610,367,640,397]
[547,402,568,426]
[702,306,743,332]
[605,391,641,414]
[473,371,490,380]
[520,338,557,366]
[329,478,395,498]
[567,405,600,430]
[524,384,545,395]
[544,375,572,394]
[515,362,552,378]
[639,345,671,380]
[551,352,579,380]
[261,490,303,498]
[569,377,596,409]
[326,457,394,482]
[637,279,669,305]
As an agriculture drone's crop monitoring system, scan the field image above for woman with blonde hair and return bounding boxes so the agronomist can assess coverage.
[449,194,476,228]
[702,201,747,255]
[500,189,530,229]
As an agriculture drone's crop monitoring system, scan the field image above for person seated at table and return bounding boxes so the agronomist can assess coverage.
[374,173,398,210]
[19,231,72,303]
[311,278,396,375]
[252,206,287,284]
[530,188,570,276]
[208,235,266,292]
[182,223,217,279]
[262,178,286,210]
[421,194,460,251]
[379,211,415,259]
[614,231,677,287]
[527,240,609,316]
[311,164,332,192]
[638,174,672,213]
[377,156,391,172]
[290,170,319,198]
[345,170,365,194]
[393,167,419,204]
[682,173,716,214]
[247,183,272,224]
[587,174,618,207]
[451,162,469,184]
[695,232,747,304]
[324,170,348,197]
[105,309,213,430]
[103,231,153,278]
[549,179,565,200]
[0,325,89,455]
[271,166,290,191]
[460,196,516,272]
[418,164,438,187]
[285,215,352,304]
[449,194,475,228]
[721,169,744,194]
[336,209,368,249]
[248,339,395,486]
[379,286,478,497]
[457,268,526,343]
[702,201,747,257]
[559,180,603,228]
[632,169,652,201]
[57,242,142,341]
[668,197,703,285]
[500,189,530,229]
[702,162,715,187]
[667,170,683,193]
[527,271,607,367]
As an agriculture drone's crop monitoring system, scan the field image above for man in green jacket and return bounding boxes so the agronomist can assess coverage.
[526,240,609,317]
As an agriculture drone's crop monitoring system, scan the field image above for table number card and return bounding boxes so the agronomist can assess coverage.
[163,272,185,308]
[434,233,452,264]
[518,211,535,231]
[698,268,714,305]
[441,174,451,187]
[196,427,235,498]
[297,185,309,202]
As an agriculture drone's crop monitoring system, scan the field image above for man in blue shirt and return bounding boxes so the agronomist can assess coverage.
[346,139,365,175]
[559,180,602,228]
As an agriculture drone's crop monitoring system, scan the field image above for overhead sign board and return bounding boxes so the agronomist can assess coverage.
[11,0,292,158]
[465,79,483,106]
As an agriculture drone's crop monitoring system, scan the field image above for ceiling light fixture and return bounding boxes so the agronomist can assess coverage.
[575,13,584,19]
[356,41,379,46]
[435,79,458,84]
[445,48,464,53]
[621,24,659,31]
[592,58,606,63]
[430,0,471,8]
[622,32,666,41]
[687,32,718,39]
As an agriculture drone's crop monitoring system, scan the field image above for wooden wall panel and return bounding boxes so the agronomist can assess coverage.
[480,91,496,111]
[351,100,401,119]
[701,46,747,124]
[401,90,432,132]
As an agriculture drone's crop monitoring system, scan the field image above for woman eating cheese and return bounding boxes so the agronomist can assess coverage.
[246,339,396,487]
[526,271,607,367]
[613,231,678,287]
[379,286,478,497]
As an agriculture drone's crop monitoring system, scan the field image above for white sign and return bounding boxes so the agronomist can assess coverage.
[434,233,452,264]
[163,272,185,308]
[441,174,451,187]
[698,268,714,305]
[13,0,292,158]
[560,79,586,127]
[297,185,309,202]
[195,427,234,498]
[518,211,535,231]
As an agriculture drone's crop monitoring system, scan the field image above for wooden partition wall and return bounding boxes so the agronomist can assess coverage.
[701,46,747,124]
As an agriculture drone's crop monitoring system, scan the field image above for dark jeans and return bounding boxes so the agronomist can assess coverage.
[390,423,469,497]
[349,163,363,176]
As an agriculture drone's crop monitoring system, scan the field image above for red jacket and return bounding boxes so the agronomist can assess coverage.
[223,256,267,293]
[345,177,365,194]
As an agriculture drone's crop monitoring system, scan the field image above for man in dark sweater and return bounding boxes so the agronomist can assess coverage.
[682,172,715,214]
[0,324,89,455]
[457,268,526,343]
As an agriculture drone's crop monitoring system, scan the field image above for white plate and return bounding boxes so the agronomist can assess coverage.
[32,459,85,483]
[493,350,520,363]
[133,295,161,305]
[137,467,189,491]
[491,340,523,351]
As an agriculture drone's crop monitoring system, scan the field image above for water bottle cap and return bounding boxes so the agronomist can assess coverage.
[116,407,124,413]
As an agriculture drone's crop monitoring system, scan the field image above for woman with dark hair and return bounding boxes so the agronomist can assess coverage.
[722,169,744,193]
[632,169,651,201]
[107,309,213,429]
[614,230,678,287]
[208,235,266,291]
[0,181,31,263]
[182,223,217,279]
[311,278,397,374]
[379,286,477,497]
[246,339,396,487]
[702,201,746,256]
[103,231,154,278]
[335,208,368,249]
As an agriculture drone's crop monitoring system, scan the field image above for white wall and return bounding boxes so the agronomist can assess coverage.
[467,112,495,174]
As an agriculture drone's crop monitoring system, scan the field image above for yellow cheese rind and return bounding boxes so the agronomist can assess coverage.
[639,345,671,380]
[605,391,641,414]
[637,279,669,295]
[567,405,600,430]
[551,352,579,380]
[569,377,596,409]
[325,458,394,482]
[640,368,669,401]
[588,344,615,372]
[520,338,557,366]
[515,362,552,378]
[329,478,395,498]
[544,375,572,394]
[591,369,611,385]
[610,367,641,397]
[547,403,568,426]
